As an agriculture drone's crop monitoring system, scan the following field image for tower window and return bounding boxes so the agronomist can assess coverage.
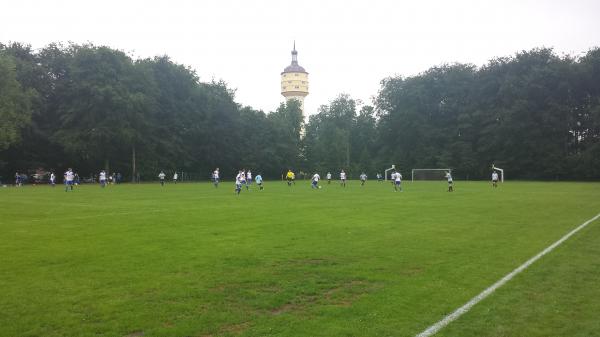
[295,86,299,89]
[295,73,299,76]
[288,81,292,83]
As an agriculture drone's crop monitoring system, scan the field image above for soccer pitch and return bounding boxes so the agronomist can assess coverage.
[1,181,599,337]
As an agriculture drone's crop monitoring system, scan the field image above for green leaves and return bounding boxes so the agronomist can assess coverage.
[0,54,33,151]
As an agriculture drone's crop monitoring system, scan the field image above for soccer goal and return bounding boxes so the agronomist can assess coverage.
[411,168,452,182]
[492,164,504,182]
[384,165,396,181]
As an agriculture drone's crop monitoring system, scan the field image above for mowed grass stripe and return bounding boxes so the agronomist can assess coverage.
[1,181,599,337]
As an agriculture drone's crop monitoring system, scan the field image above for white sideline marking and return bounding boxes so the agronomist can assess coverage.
[416,212,600,337]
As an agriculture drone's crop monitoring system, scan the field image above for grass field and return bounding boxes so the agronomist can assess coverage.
[1,180,600,337]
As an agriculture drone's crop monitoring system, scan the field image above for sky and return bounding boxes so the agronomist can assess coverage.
[1,0,599,115]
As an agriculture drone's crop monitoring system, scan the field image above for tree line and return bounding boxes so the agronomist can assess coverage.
[1,42,599,182]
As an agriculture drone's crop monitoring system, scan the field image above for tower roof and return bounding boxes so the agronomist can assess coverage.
[282,42,307,74]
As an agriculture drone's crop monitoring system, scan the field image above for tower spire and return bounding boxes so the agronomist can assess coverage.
[291,41,298,64]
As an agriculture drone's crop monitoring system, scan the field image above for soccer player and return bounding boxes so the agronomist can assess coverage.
[246,170,252,190]
[50,172,56,187]
[377,173,383,182]
[445,171,454,192]
[15,172,21,187]
[158,171,166,186]
[360,172,367,186]
[393,170,403,192]
[235,170,244,195]
[286,169,294,186]
[213,168,220,188]
[255,173,264,190]
[492,171,499,188]
[311,172,321,189]
[326,172,332,184]
[64,168,75,192]
[340,170,347,187]
[99,170,107,188]
[173,172,178,184]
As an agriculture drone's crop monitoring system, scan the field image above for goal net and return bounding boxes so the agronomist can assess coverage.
[411,169,452,182]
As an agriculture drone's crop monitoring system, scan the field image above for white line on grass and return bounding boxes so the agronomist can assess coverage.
[416,212,600,337]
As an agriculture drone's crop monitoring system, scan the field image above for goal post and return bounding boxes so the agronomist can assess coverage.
[384,165,396,181]
[492,164,504,182]
[411,168,452,182]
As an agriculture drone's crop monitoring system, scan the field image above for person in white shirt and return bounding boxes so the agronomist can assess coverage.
[311,173,321,189]
[50,172,56,187]
[173,172,178,184]
[99,170,107,188]
[360,172,367,186]
[492,171,499,188]
[326,172,332,184]
[158,171,166,186]
[393,170,403,192]
[213,168,220,188]
[246,170,252,190]
[340,170,347,187]
[64,168,75,192]
[235,170,244,195]
[446,171,453,192]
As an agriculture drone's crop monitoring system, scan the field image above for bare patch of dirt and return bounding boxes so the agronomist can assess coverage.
[125,331,144,337]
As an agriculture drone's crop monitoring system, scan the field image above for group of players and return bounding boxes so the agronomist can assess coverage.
[16,166,500,194]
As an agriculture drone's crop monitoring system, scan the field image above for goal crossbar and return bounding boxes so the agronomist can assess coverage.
[411,168,451,182]
[492,165,504,182]
[384,165,396,181]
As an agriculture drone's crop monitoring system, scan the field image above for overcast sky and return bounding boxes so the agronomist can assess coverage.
[2,0,599,115]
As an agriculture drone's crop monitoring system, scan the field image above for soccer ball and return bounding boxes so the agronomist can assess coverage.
[318,186,322,189]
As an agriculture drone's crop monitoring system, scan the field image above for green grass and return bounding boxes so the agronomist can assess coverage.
[1,180,599,337]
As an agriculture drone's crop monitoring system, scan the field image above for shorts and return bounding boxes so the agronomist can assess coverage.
[492,179,498,183]
[312,180,318,186]
[395,180,401,185]
[66,180,74,185]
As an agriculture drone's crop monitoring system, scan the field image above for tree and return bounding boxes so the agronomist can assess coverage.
[0,53,32,151]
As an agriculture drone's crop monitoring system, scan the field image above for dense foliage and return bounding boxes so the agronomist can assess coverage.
[1,43,599,181]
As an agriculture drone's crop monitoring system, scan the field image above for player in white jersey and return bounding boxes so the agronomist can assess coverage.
[377,173,383,182]
[173,172,178,184]
[445,171,453,192]
[326,172,332,184]
[393,170,403,192]
[311,173,321,189]
[50,172,56,187]
[213,168,220,188]
[99,170,107,188]
[360,172,367,186]
[158,171,166,186]
[246,170,252,190]
[235,170,244,195]
[491,171,499,188]
[340,170,347,187]
[64,168,75,192]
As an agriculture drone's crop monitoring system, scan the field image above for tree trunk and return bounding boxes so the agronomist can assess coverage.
[131,145,136,183]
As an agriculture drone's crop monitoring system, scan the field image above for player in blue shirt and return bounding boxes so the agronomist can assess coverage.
[255,174,264,190]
